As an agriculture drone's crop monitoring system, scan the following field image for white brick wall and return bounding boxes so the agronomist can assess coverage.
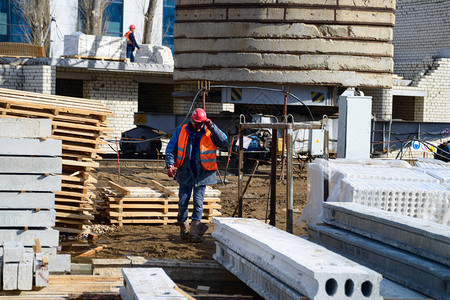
[83,72,138,138]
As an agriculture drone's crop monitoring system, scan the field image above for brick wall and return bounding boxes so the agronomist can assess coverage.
[22,65,55,94]
[0,65,24,90]
[362,88,393,120]
[83,71,139,138]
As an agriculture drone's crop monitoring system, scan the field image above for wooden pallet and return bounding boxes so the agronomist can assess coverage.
[0,88,113,234]
[101,181,222,226]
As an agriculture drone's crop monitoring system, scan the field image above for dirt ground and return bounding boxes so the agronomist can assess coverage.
[67,159,309,261]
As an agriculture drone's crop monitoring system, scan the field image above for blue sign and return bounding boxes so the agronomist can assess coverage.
[412,141,420,150]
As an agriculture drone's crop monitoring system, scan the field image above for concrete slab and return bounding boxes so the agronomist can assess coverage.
[0,118,52,138]
[323,202,450,266]
[380,278,427,299]
[0,228,59,247]
[0,174,61,192]
[308,224,450,300]
[212,217,382,299]
[3,262,18,290]
[121,268,187,299]
[0,156,62,174]
[3,241,24,262]
[48,254,71,273]
[214,242,305,300]
[0,210,56,227]
[0,137,61,156]
[18,252,33,290]
[35,253,49,287]
[0,192,55,209]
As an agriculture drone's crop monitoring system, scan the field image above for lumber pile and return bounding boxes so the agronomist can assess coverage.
[99,181,222,226]
[0,88,113,234]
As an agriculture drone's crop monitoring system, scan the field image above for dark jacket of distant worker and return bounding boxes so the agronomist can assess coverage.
[124,24,140,62]
[165,108,228,242]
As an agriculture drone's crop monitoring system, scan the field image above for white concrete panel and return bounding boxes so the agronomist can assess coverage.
[121,268,187,299]
[3,262,18,290]
[212,217,382,299]
[0,229,59,247]
[48,254,71,273]
[0,138,62,156]
[3,241,24,262]
[18,252,34,291]
[0,210,56,227]
[0,192,55,209]
[0,174,61,192]
[0,157,62,174]
[0,118,52,138]
[35,253,49,287]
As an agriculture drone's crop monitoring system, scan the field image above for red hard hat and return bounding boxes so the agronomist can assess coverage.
[129,24,136,29]
[191,108,207,123]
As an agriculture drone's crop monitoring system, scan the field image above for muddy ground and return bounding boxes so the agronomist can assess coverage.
[67,158,309,261]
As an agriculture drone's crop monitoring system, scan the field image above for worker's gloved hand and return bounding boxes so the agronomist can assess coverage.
[167,165,175,178]
[203,118,213,128]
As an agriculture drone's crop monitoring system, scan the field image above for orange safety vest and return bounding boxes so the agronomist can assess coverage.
[174,124,218,171]
[124,31,133,44]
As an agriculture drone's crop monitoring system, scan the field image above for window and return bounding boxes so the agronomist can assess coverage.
[0,0,29,43]
[162,0,174,52]
[78,0,123,37]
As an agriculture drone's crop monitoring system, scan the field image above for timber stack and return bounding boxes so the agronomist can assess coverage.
[99,181,222,226]
[0,88,113,234]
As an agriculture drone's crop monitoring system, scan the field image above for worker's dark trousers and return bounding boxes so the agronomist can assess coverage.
[126,45,135,62]
[178,184,206,222]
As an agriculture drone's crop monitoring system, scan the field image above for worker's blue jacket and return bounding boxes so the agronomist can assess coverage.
[166,122,228,186]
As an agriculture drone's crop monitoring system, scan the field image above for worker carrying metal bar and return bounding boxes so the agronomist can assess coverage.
[166,108,228,242]
[124,24,141,62]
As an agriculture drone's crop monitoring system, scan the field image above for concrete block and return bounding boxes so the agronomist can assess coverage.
[0,192,55,209]
[35,253,49,287]
[0,210,56,227]
[323,202,450,266]
[0,228,59,247]
[308,224,450,300]
[18,252,33,290]
[0,156,62,174]
[0,137,61,156]
[0,118,52,138]
[0,174,61,192]
[48,254,71,273]
[214,242,304,300]
[3,241,24,262]
[3,262,18,290]
[212,217,382,299]
[121,268,187,299]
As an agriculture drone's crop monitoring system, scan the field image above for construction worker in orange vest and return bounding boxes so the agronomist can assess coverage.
[165,108,228,242]
[124,24,141,62]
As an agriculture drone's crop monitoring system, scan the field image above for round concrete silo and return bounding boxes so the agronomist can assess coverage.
[173,0,395,88]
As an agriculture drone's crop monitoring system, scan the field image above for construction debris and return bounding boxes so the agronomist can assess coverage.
[99,181,222,226]
[0,88,113,234]
[212,217,383,300]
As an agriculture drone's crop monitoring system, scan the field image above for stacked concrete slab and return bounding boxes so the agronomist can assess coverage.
[120,268,188,300]
[174,0,395,87]
[212,217,383,299]
[298,158,450,226]
[135,44,174,65]
[308,202,450,300]
[0,118,70,290]
[64,33,126,59]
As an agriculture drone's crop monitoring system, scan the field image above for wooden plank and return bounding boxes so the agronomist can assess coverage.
[53,120,113,132]
[54,204,94,212]
[108,181,131,196]
[62,159,100,168]
[106,197,221,203]
[148,180,175,196]
[108,203,221,210]
[56,212,95,220]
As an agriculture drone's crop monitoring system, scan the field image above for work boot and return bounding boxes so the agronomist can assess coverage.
[195,221,209,237]
[188,221,204,243]
[175,221,189,240]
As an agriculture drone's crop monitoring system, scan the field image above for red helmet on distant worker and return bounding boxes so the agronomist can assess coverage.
[129,24,136,29]
[191,108,207,123]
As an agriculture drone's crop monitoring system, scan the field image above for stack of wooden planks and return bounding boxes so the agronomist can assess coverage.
[99,180,222,226]
[0,87,113,234]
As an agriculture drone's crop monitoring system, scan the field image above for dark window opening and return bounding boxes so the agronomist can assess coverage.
[138,83,174,113]
[56,78,84,98]
[392,96,416,121]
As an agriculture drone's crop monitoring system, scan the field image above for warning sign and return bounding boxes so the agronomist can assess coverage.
[311,91,325,103]
[441,128,450,137]
[135,114,147,125]
[412,141,420,150]
[315,139,320,143]
[231,88,242,101]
